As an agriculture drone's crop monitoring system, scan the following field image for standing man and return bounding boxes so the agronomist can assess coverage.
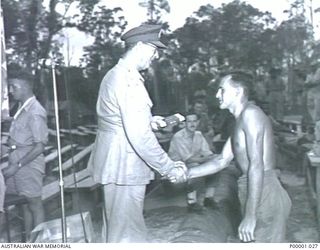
[87,24,187,243]
[2,72,48,241]
[188,72,292,242]
[168,112,216,212]
[266,68,285,121]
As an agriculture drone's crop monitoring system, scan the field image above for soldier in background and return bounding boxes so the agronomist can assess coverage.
[2,72,48,241]
[266,68,285,121]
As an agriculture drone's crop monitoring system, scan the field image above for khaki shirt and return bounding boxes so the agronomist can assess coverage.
[168,128,212,163]
[9,96,48,173]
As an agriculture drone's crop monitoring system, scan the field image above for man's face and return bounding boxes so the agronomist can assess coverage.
[9,79,27,102]
[193,103,204,115]
[216,76,238,110]
[137,43,159,70]
[185,114,199,133]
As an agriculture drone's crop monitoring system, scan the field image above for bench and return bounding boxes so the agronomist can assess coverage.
[51,144,93,173]
[60,128,88,136]
[48,128,65,137]
[281,115,303,136]
[42,143,94,201]
[41,168,92,201]
[77,126,97,135]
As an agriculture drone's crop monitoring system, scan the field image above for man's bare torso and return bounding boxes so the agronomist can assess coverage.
[231,103,276,174]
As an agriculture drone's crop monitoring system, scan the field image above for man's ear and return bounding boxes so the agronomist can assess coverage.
[236,86,244,97]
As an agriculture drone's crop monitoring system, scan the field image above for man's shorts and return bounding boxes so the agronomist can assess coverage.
[6,166,43,198]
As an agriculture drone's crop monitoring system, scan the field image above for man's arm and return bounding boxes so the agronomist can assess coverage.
[188,137,233,179]
[117,83,186,181]
[3,142,45,177]
[3,113,48,178]
[238,108,265,242]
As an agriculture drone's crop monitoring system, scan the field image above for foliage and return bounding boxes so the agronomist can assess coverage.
[2,0,319,117]
[139,0,170,24]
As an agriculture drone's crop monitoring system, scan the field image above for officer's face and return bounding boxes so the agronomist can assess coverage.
[138,43,159,70]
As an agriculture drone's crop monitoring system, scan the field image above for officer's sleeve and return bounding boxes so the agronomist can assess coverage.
[117,83,175,177]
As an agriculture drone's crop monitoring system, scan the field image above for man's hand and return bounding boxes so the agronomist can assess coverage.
[2,162,19,178]
[150,116,165,131]
[238,215,257,242]
[166,161,188,183]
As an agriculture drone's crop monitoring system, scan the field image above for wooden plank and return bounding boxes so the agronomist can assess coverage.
[42,168,91,201]
[84,124,98,129]
[60,129,87,136]
[51,144,93,172]
[77,126,96,134]
[48,128,65,137]
[45,144,77,164]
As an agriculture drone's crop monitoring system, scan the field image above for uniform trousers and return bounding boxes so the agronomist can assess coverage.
[102,183,147,242]
[238,169,292,242]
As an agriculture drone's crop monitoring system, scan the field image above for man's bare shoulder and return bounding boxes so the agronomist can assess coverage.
[241,103,269,125]
[243,103,266,118]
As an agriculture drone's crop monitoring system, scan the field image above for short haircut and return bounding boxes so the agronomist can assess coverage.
[184,111,199,120]
[223,71,253,98]
[8,70,34,89]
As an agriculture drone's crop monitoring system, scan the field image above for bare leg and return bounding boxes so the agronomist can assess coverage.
[22,204,32,241]
[23,197,44,242]
[28,197,44,227]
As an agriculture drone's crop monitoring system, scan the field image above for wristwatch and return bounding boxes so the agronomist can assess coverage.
[18,162,22,168]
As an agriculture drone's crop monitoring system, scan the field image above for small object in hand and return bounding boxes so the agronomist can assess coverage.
[157,113,185,129]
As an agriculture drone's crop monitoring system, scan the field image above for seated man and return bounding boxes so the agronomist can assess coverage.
[192,101,215,151]
[168,112,217,212]
[2,72,48,241]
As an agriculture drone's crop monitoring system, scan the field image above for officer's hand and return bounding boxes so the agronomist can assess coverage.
[167,161,188,183]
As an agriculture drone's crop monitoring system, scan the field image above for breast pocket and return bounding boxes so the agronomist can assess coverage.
[10,118,31,144]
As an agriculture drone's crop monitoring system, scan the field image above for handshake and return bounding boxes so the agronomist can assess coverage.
[165,161,189,184]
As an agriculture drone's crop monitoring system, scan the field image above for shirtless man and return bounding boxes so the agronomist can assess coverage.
[188,72,292,242]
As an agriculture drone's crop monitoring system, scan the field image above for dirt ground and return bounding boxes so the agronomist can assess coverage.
[2,159,319,243]
[142,167,320,243]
